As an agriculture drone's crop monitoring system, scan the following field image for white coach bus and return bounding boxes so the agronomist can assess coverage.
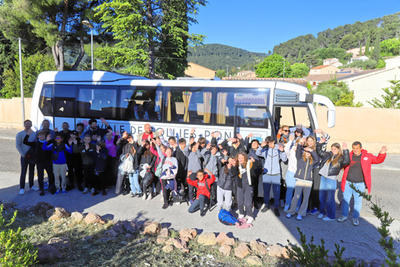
[30,71,335,142]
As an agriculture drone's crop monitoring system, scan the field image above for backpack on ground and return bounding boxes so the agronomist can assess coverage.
[218,209,239,226]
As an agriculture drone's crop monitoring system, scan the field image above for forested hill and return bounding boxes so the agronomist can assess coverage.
[273,12,400,61]
[188,44,266,71]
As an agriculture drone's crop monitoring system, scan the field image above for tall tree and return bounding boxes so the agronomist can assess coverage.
[297,50,302,62]
[95,0,206,78]
[367,80,400,108]
[313,79,362,107]
[255,54,290,78]
[365,35,371,55]
[359,40,363,56]
[372,30,381,61]
[0,0,106,71]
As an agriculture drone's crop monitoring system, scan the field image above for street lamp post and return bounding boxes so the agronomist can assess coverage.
[82,20,94,70]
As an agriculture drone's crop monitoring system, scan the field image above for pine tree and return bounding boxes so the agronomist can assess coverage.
[367,80,400,108]
[365,36,371,56]
[372,31,381,61]
[159,0,190,79]
[359,41,363,56]
[297,50,302,62]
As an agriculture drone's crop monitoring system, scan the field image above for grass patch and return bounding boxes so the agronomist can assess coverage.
[2,208,287,266]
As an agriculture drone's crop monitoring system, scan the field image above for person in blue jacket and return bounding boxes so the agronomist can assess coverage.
[42,133,73,195]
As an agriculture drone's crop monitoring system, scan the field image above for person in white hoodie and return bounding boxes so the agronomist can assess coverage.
[283,134,302,212]
[256,136,287,217]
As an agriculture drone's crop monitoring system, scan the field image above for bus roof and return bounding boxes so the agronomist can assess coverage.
[36,70,310,94]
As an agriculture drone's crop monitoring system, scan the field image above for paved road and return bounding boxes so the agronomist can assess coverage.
[1,128,400,262]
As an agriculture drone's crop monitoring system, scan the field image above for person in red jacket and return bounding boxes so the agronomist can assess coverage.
[338,141,387,226]
[187,169,215,217]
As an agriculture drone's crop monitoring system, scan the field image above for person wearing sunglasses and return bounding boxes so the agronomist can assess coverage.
[277,125,290,143]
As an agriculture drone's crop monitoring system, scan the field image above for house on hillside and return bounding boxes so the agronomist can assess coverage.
[338,57,400,107]
[309,65,339,75]
[323,58,343,68]
[305,73,352,88]
[236,70,256,78]
[185,62,216,78]
[346,47,372,57]
[348,56,369,64]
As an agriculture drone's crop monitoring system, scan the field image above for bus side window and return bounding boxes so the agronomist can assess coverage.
[166,88,212,124]
[78,87,117,119]
[39,85,53,116]
[119,87,162,122]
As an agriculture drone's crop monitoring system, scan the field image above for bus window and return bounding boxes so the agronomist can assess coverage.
[119,86,162,121]
[216,90,269,126]
[77,87,117,119]
[166,87,212,124]
[39,85,53,116]
[54,85,76,117]
[275,106,313,132]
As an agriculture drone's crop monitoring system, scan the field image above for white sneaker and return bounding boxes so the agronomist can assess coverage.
[19,188,25,195]
[296,215,303,221]
[91,188,95,194]
[323,217,335,222]
[317,213,324,219]
[83,188,89,194]
[286,213,292,218]
[30,185,39,191]
[146,194,153,200]
[142,193,147,200]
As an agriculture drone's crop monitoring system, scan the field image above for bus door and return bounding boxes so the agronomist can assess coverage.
[234,105,274,143]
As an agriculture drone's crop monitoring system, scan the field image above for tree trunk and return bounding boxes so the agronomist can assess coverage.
[52,44,60,70]
[146,0,155,79]
[72,36,85,71]
[57,0,69,71]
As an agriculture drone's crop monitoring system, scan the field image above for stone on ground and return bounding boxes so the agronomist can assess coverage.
[70,211,84,222]
[250,239,269,255]
[216,232,235,246]
[162,244,174,253]
[197,232,217,246]
[143,222,161,235]
[179,228,197,240]
[33,202,54,217]
[219,245,232,257]
[35,244,63,263]
[235,243,251,259]
[268,243,289,258]
[46,207,70,221]
[84,212,105,224]
[246,255,263,266]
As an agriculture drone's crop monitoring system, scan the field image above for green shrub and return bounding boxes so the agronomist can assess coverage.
[0,204,38,266]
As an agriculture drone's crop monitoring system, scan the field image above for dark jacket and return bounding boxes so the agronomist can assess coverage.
[317,143,350,176]
[220,138,246,157]
[84,125,111,139]
[294,144,320,182]
[138,148,157,173]
[175,146,188,179]
[94,148,109,172]
[74,143,96,166]
[23,135,53,163]
[217,158,235,190]
[116,137,141,170]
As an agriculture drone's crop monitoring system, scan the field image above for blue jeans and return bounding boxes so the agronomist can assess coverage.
[188,194,208,213]
[341,181,366,219]
[285,170,297,206]
[129,170,141,194]
[263,182,280,208]
[319,176,337,219]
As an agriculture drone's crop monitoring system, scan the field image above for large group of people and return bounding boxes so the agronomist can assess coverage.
[16,118,387,226]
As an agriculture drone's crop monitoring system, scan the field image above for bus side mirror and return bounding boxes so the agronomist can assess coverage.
[327,110,335,128]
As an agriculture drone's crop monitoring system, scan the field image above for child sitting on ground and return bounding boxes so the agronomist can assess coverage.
[186,169,215,217]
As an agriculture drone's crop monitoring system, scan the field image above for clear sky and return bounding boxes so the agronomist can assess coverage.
[189,0,400,54]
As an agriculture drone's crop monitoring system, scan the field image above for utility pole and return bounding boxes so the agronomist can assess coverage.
[18,38,25,122]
